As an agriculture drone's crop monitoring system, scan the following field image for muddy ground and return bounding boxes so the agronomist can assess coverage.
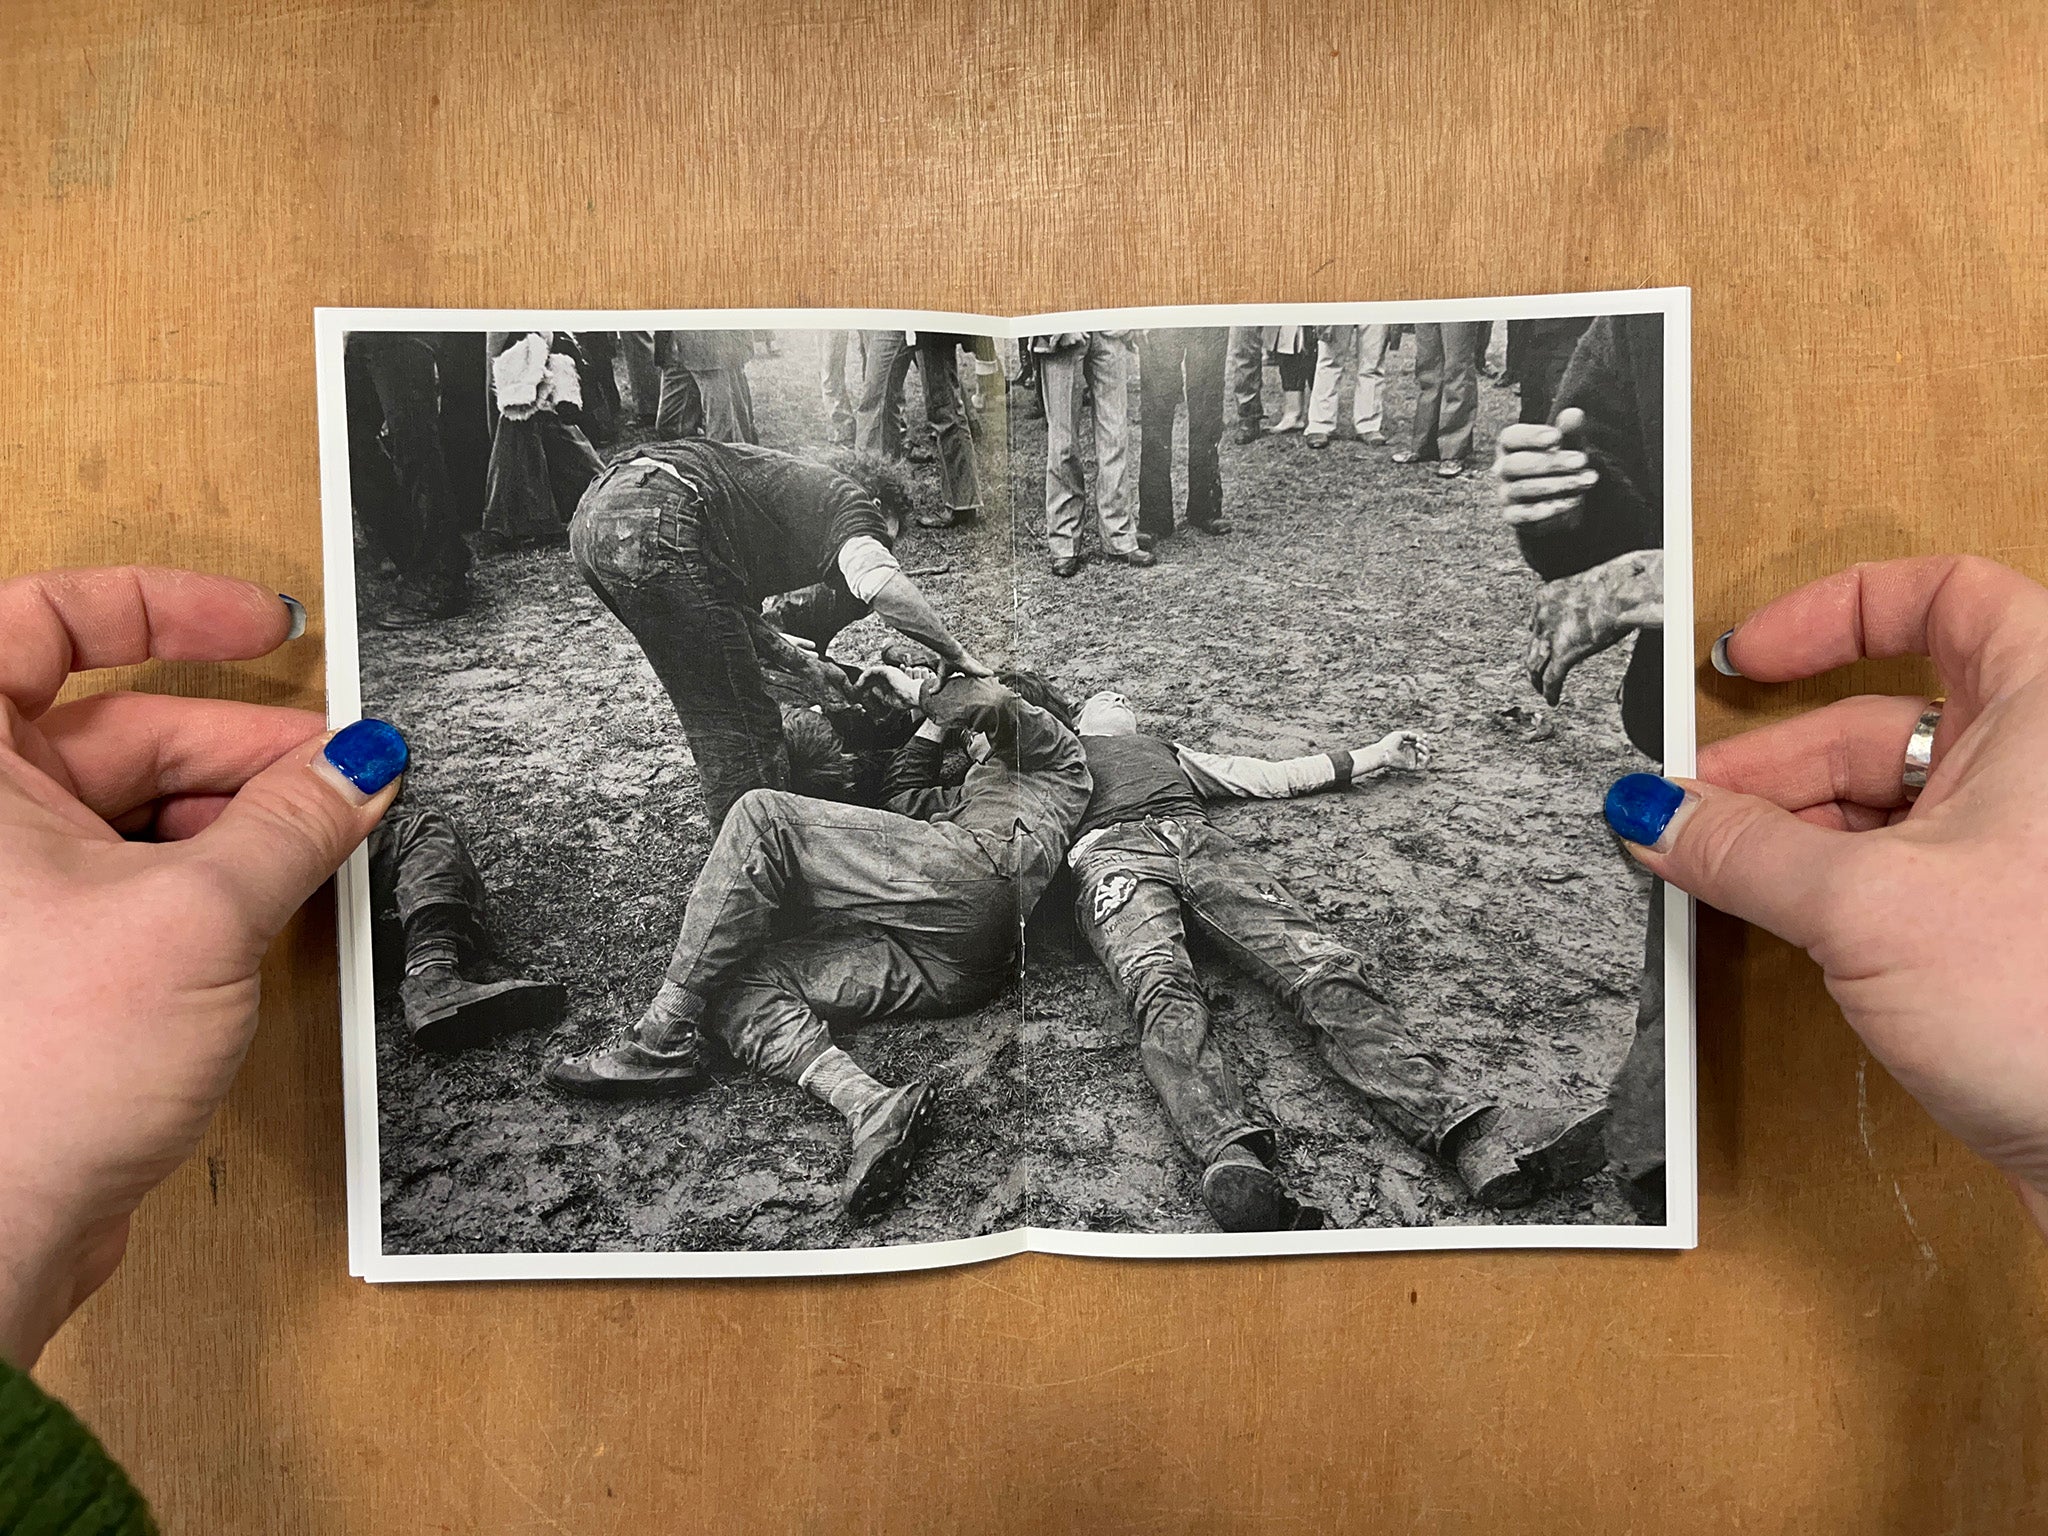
[358,328,1653,1257]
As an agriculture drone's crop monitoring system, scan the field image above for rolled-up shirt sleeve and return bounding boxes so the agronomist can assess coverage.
[835,535,902,604]
[1172,745,1355,800]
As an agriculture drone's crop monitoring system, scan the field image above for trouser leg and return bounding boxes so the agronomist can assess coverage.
[344,343,408,565]
[1305,325,1350,436]
[370,803,489,963]
[1038,349,1087,559]
[1408,324,1446,459]
[855,332,913,458]
[712,928,996,1084]
[820,330,855,444]
[1087,333,1139,556]
[1135,331,1184,539]
[539,416,603,521]
[355,335,469,583]
[1353,324,1391,437]
[1177,822,1483,1154]
[1225,326,1266,427]
[690,366,754,444]
[654,362,704,439]
[1181,328,1227,527]
[619,331,660,422]
[1434,320,1485,462]
[1605,885,1667,1185]
[569,467,790,828]
[1074,848,1262,1166]
[917,336,981,512]
[661,788,1012,1010]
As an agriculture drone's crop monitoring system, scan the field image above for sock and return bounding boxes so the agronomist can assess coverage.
[633,979,706,1052]
[798,1046,890,1121]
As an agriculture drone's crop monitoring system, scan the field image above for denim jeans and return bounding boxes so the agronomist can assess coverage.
[1225,326,1267,428]
[1136,328,1227,536]
[819,330,859,446]
[1406,321,1489,463]
[369,803,488,959]
[1039,334,1137,559]
[648,787,1019,1054]
[343,332,470,584]
[1606,886,1665,1183]
[710,927,1006,1084]
[856,332,981,513]
[1306,324,1393,439]
[1072,816,1485,1166]
[569,461,791,828]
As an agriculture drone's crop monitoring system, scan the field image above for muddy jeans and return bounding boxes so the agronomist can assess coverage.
[1606,887,1666,1184]
[1072,816,1485,1166]
[570,460,790,828]
[856,332,981,514]
[710,927,1007,1084]
[483,412,603,546]
[646,787,1017,1054]
[369,804,488,959]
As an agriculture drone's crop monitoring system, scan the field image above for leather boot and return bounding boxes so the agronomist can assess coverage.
[545,1032,707,1100]
[401,965,563,1051]
[844,1080,939,1217]
[1452,1105,1612,1209]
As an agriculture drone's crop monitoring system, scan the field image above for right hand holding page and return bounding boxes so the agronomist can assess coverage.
[1602,556,2048,1230]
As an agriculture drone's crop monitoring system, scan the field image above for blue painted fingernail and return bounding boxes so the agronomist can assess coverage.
[1604,773,1686,846]
[323,718,408,794]
[1710,629,1741,677]
[280,594,307,641]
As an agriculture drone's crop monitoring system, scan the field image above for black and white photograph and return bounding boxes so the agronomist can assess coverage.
[317,297,1694,1279]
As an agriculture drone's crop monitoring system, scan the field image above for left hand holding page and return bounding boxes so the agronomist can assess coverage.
[0,567,405,1368]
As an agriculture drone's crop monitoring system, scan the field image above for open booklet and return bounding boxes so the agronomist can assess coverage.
[315,292,1695,1281]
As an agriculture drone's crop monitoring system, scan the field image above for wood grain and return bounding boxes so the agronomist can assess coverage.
[6,1,2046,1530]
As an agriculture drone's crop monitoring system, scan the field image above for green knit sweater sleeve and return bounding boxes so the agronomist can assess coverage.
[0,1362,155,1535]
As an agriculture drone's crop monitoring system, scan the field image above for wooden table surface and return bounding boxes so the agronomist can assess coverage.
[7,2,2046,1530]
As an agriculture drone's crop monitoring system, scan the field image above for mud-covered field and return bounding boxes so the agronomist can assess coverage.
[358,329,1653,1257]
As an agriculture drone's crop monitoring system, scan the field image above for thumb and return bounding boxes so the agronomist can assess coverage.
[1602,772,1852,949]
[182,718,408,941]
[1554,405,1586,444]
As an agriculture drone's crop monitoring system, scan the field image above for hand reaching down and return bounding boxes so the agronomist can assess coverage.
[1526,549,1665,704]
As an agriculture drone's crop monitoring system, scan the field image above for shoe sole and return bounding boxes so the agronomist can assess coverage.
[846,1082,939,1218]
[412,982,567,1051]
[542,1060,708,1102]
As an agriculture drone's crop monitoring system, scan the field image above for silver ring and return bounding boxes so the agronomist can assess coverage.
[1901,698,1945,802]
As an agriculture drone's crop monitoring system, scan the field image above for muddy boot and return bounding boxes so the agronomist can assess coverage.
[402,965,565,1051]
[1451,1105,1612,1209]
[1200,1146,1324,1232]
[843,1081,939,1217]
[545,1032,707,1101]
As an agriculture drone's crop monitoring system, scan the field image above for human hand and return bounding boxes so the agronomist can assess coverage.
[1601,556,2048,1231]
[1369,730,1433,773]
[1526,549,1666,704]
[0,568,405,1366]
[857,662,927,713]
[1494,406,1600,529]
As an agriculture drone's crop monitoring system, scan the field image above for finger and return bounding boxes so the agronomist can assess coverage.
[1603,772,1859,948]
[1716,556,2048,694]
[180,718,407,942]
[1554,406,1586,440]
[0,567,303,719]
[1502,472,1598,504]
[1497,449,1590,480]
[155,793,237,841]
[1502,498,1586,528]
[36,693,325,819]
[1495,423,1563,454]
[1696,694,1931,812]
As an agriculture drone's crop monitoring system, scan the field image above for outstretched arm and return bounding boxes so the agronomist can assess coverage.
[864,570,992,677]
[1174,731,1432,800]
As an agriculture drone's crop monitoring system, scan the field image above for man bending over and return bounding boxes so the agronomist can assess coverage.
[1069,691,1610,1232]
[547,673,1091,1217]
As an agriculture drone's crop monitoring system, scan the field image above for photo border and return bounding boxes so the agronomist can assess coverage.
[316,287,1696,1280]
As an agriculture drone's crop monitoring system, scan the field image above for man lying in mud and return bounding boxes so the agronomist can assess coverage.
[547,670,1091,1217]
[1069,691,1612,1232]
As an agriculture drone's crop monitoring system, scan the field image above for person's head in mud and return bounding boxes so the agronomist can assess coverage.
[813,446,924,540]
[1075,690,1139,738]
